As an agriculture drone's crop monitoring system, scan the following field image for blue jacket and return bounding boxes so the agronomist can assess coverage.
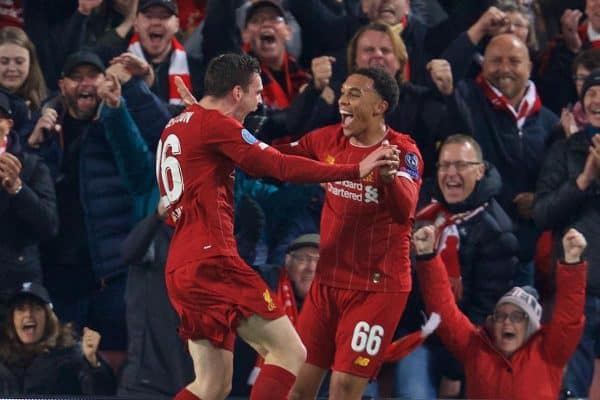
[37,95,155,280]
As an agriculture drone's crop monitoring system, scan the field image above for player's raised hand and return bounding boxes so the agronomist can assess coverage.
[359,144,399,178]
[379,139,400,183]
[562,228,587,264]
[413,225,436,255]
[175,76,198,106]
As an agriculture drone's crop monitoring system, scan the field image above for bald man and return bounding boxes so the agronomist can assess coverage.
[447,33,558,290]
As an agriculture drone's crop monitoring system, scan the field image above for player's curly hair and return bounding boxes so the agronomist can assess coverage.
[204,53,261,98]
[352,67,399,115]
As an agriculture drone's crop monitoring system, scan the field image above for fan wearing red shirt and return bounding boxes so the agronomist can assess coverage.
[281,67,423,400]
[155,54,398,400]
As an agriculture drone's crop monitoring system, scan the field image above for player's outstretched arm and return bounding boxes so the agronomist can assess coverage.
[238,142,399,184]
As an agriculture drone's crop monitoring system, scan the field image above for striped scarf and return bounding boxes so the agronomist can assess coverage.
[128,33,192,105]
[0,135,7,154]
[475,74,542,131]
[578,22,600,49]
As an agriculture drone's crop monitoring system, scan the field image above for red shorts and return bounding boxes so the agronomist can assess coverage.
[165,256,285,351]
[296,282,408,379]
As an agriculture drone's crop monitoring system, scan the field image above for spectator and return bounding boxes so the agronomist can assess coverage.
[555,48,600,138]
[0,27,46,113]
[400,134,518,398]
[442,2,538,81]
[533,69,600,399]
[448,33,557,286]
[117,197,194,399]
[202,0,310,142]
[413,225,587,400]
[536,1,596,114]
[27,50,154,372]
[81,0,140,65]
[24,0,91,90]
[128,0,203,115]
[0,26,47,139]
[289,0,431,85]
[0,90,57,319]
[0,281,116,395]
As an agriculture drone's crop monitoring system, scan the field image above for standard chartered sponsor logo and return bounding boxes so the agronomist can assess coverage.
[364,185,379,203]
[327,181,378,204]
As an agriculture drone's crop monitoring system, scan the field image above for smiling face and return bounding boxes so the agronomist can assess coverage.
[12,298,47,345]
[492,303,528,357]
[584,85,600,127]
[134,5,180,63]
[0,43,30,93]
[285,245,319,299]
[437,141,484,204]
[354,29,401,78]
[338,73,387,142]
[242,6,290,68]
[483,35,532,106]
[58,64,104,120]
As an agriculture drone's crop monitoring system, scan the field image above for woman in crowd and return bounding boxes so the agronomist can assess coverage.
[413,225,587,399]
[0,282,116,395]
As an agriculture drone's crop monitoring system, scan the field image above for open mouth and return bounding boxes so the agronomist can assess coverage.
[77,91,97,109]
[501,331,516,340]
[259,32,277,45]
[21,321,36,335]
[340,110,354,127]
[149,32,164,44]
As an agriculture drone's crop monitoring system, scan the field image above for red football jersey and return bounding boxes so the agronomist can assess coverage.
[278,125,423,292]
[156,105,361,271]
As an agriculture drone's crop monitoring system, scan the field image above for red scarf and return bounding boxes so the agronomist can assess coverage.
[128,33,192,105]
[244,46,310,110]
[475,74,542,130]
[578,22,600,48]
[248,269,299,385]
[417,201,486,279]
[383,312,440,362]
[0,135,7,154]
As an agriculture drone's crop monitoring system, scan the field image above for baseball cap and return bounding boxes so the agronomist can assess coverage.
[138,0,178,15]
[245,0,286,26]
[287,233,320,253]
[0,91,12,117]
[61,50,105,78]
[9,282,53,309]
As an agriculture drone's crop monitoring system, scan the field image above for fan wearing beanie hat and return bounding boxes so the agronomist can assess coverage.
[491,285,542,352]
[413,226,588,399]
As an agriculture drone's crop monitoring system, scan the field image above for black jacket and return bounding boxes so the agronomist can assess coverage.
[423,164,519,323]
[118,213,193,399]
[0,131,57,298]
[0,345,115,395]
[534,130,600,297]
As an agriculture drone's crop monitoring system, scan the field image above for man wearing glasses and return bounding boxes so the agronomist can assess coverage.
[407,134,519,398]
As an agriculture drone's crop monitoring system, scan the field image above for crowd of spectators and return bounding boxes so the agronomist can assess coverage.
[0,0,597,398]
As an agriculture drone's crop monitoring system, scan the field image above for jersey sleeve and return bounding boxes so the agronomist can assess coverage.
[274,129,319,158]
[382,138,423,224]
[214,121,358,184]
